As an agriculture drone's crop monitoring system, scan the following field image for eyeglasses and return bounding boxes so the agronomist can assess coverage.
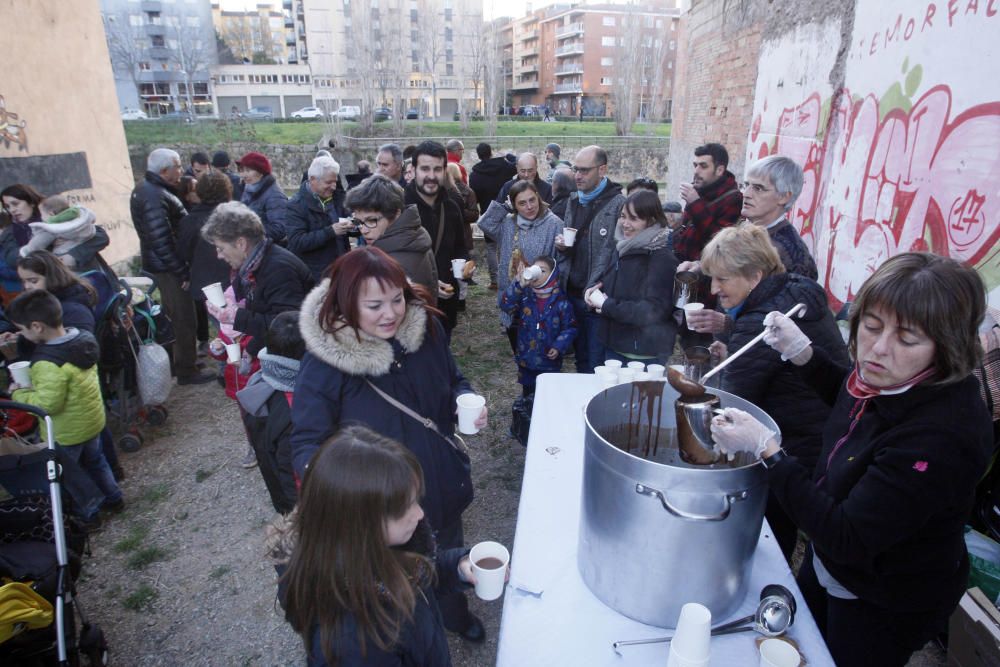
[571,164,605,174]
[739,181,772,194]
[351,215,382,229]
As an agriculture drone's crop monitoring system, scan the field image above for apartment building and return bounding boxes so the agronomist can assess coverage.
[101,0,218,116]
[211,1,289,64]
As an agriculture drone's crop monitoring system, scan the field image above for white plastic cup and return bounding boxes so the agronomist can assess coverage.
[683,302,705,317]
[759,638,800,667]
[451,258,467,279]
[469,541,510,601]
[8,361,31,387]
[225,342,241,364]
[604,359,623,369]
[202,282,226,308]
[522,265,542,282]
[646,363,666,377]
[635,371,651,381]
[627,361,646,372]
[594,366,616,389]
[456,393,486,435]
[669,602,712,665]
[562,227,577,246]
[667,645,710,667]
[616,368,635,384]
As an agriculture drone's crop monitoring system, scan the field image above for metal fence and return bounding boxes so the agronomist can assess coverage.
[338,134,669,156]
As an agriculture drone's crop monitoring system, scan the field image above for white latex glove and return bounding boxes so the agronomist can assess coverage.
[763,311,811,361]
[588,289,608,310]
[710,408,776,460]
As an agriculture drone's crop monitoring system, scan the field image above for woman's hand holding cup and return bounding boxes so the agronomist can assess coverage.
[685,308,726,334]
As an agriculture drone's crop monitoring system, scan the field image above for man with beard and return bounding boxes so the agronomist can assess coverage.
[672,143,743,262]
[404,141,468,333]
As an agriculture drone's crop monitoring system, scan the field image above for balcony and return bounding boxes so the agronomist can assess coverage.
[555,42,584,57]
[287,34,296,45]
[284,13,294,27]
[555,63,583,76]
[145,24,165,37]
[513,77,539,90]
[521,30,538,41]
[148,47,170,60]
[555,22,584,39]
[554,82,583,94]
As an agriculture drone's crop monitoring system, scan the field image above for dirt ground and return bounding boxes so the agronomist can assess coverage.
[75,255,946,666]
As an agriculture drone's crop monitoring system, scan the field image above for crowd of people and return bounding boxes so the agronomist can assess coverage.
[2,133,997,667]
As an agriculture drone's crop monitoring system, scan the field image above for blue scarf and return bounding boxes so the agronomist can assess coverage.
[577,177,608,206]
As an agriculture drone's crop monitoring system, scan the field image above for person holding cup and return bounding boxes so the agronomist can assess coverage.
[291,246,489,644]
[477,180,563,352]
[710,252,992,667]
[273,425,497,666]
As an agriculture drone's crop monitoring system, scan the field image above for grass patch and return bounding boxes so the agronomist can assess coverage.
[127,546,169,570]
[141,482,172,506]
[209,565,232,580]
[123,584,158,611]
[113,523,150,554]
[194,468,214,483]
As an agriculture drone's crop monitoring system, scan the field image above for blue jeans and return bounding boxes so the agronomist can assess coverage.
[62,435,123,509]
[569,294,604,374]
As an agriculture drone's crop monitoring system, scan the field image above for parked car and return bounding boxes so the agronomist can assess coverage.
[331,105,360,120]
[121,108,148,121]
[243,106,274,120]
[373,107,392,121]
[405,108,420,120]
[291,106,325,119]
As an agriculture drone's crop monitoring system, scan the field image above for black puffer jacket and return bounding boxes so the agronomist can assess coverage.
[177,202,231,296]
[371,205,438,295]
[233,243,313,356]
[595,228,678,359]
[129,171,188,279]
[284,181,348,281]
[720,272,849,470]
[240,175,288,243]
[469,157,516,213]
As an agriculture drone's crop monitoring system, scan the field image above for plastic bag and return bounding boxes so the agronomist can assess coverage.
[137,342,172,406]
[965,526,1000,605]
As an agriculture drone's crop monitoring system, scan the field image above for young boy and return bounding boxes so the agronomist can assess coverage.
[499,256,577,397]
[7,290,123,517]
[236,311,303,514]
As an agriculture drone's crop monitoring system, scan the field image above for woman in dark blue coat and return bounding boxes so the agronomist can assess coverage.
[291,246,488,644]
[237,151,288,243]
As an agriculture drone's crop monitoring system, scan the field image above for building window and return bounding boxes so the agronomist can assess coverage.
[602,16,615,27]
[601,57,613,66]
[601,36,615,47]
[139,62,151,71]
[668,62,673,69]
[669,40,675,50]
[446,64,454,75]
[600,77,613,85]
[151,35,165,47]
[671,22,676,31]
[444,8,452,21]
[656,19,663,28]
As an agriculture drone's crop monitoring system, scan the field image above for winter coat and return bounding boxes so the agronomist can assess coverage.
[672,171,742,262]
[450,183,479,250]
[12,328,105,445]
[766,218,818,281]
[22,206,97,257]
[285,180,349,281]
[240,175,288,243]
[15,283,96,361]
[477,201,562,328]
[207,331,260,401]
[499,275,576,373]
[559,181,626,292]
[371,205,438,296]
[177,202,231,296]
[403,185,468,293]
[550,190,571,221]
[292,281,474,531]
[469,157,516,213]
[496,175,553,205]
[594,228,678,359]
[233,243,313,357]
[2,218,110,279]
[768,347,992,614]
[719,272,849,471]
[129,171,189,280]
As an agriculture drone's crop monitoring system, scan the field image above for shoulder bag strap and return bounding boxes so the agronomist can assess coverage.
[434,204,446,256]
[364,379,468,453]
[707,187,740,207]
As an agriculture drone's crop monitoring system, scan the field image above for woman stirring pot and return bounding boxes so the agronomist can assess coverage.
[711,252,992,667]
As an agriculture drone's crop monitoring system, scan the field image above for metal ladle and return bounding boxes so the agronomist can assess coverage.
[612,585,797,654]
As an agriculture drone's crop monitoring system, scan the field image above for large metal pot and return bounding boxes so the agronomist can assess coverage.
[578,380,778,627]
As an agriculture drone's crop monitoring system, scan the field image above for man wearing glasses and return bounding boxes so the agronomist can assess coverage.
[495,152,553,205]
[673,142,743,263]
[554,145,626,373]
[285,155,353,281]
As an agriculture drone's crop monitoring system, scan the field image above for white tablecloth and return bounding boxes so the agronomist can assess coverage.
[496,373,835,666]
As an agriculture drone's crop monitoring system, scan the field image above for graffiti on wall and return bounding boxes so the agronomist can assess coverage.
[748,2,1000,307]
[0,95,29,152]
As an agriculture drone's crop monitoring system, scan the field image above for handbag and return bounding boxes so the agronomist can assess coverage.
[363,379,469,454]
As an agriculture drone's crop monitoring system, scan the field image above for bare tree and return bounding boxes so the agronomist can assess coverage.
[463,18,487,128]
[417,2,446,119]
[221,16,257,63]
[611,8,642,136]
[483,18,504,138]
[167,8,214,115]
[102,11,146,107]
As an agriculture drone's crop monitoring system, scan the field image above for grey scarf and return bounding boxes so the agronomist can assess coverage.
[615,223,665,255]
[257,347,300,392]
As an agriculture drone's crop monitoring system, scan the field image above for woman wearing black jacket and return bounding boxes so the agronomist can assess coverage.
[711,252,992,667]
[700,223,848,557]
[584,190,678,364]
[177,172,234,302]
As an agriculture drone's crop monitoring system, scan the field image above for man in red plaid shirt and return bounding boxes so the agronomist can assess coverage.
[672,143,743,262]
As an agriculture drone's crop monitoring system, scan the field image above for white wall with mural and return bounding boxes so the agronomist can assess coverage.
[748,0,1000,308]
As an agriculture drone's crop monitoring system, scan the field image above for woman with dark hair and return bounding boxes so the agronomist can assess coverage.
[272,425,480,666]
[584,189,678,364]
[16,250,97,334]
[177,174,199,207]
[711,252,993,667]
[476,179,562,350]
[178,172,234,302]
[291,246,488,644]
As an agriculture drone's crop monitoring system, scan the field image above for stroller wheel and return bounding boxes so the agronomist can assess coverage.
[118,433,142,453]
[79,623,109,666]
[145,405,168,427]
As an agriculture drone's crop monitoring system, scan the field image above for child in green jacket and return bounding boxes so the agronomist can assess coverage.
[7,290,123,516]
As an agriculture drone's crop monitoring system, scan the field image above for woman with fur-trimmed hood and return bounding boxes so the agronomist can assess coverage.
[290,246,490,644]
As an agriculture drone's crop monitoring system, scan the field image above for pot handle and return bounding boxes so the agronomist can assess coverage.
[635,483,749,522]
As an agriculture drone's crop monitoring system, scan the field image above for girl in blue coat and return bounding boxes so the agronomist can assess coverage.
[499,256,576,396]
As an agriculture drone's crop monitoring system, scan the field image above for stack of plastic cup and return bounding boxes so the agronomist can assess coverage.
[616,367,636,384]
[646,363,666,377]
[627,361,646,372]
[604,359,623,370]
[634,371,651,381]
[594,366,617,389]
[667,603,711,667]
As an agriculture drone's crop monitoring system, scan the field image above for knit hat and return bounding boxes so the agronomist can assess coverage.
[545,143,561,158]
[236,151,271,176]
[211,151,231,168]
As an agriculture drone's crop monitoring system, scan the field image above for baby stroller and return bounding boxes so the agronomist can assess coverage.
[81,264,172,454]
[0,401,108,665]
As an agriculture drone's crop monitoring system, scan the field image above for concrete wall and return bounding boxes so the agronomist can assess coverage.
[2,0,139,265]
[671,0,1000,307]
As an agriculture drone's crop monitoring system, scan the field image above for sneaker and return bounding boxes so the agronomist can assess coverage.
[103,498,126,514]
[489,282,498,291]
[177,371,217,386]
[240,447,258,469]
